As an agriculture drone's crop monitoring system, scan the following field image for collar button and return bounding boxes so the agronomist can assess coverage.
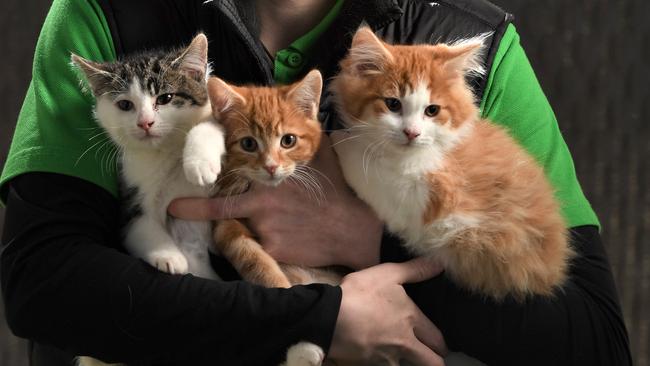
[287,52,303,67]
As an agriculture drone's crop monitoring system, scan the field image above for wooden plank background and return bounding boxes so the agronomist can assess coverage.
[1,0,647,365]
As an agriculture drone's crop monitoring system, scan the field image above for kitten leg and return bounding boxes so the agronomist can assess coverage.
[183,120,225,187]
[214,219,291,288]
[282,342,325,366]
[126,215,188,275]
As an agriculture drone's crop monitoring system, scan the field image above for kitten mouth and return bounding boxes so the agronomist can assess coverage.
[263,176,284,187]
[252,174,285,187]
[137,132,161,140]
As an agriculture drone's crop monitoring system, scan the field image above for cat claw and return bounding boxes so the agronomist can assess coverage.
[184,159,221,186]
[146,250,189,275]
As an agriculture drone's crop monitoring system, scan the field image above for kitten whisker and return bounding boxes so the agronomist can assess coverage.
[329,131,375,148]
[76,136,114,167]
[297,165,335,193]
[288,172,325,206]
[362,138,385,181]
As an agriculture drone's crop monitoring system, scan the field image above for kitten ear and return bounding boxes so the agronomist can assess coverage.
[207,77,246,117]
[348,26,393,75]
[440,34,490,77]
[71,53,114,95]
[287,69,322,120]
[173,33,209,81]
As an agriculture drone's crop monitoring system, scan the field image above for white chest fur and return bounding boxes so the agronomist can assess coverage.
[334,133,479,257]
[120,140,218,279]
[335,137,433,242]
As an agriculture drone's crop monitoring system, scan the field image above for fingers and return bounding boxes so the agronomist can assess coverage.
[412,305,449,357]
[366,257,443,285]
[168,192,257,220]
[402,337,446,366]
[395,256,444,284]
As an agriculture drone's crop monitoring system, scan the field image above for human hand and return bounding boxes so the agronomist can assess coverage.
[168,133,384,270]
[329,256,448,365]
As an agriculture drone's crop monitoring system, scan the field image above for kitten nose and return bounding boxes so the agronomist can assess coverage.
[403,128,420,141]
[138,120,155,131]
[264,165,278,175]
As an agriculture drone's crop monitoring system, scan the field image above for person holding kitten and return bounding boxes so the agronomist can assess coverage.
[0,1,631,366]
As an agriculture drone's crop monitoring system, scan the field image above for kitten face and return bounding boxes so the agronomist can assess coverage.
[72,34,209,149]
[332,27,486,155]
[208,70,322,186]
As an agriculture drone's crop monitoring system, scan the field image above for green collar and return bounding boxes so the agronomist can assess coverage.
[274,0,344,84]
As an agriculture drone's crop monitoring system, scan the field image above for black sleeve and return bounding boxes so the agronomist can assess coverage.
[381,226,632,366]
[1,172,341,366]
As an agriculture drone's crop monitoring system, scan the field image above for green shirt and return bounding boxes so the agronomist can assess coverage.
[273,0,344,84]
[0,0,599,228]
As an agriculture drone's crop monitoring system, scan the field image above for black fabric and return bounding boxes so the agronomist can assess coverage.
[95,0,510,99]
[1,173,341,366]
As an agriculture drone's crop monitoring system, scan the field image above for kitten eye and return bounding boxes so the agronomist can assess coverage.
[384,98,402,112]
[116,100,134,111]
[280,134,297,148]
[240,137,258,152]
[156,93,174,105]
[425,104,440,117]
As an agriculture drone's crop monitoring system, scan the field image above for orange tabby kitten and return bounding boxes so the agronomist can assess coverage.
[185,70,338,366]
[330,27,573,301]
[200,70,344,290]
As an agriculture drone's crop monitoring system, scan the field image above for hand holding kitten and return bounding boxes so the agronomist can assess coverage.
[330,256,447,365]
[169,133,384,270]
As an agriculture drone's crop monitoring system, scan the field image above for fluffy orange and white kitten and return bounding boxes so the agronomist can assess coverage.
[186,70,340,366]
[330,27,573,301]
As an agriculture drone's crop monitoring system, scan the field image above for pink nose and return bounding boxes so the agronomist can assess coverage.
[138,120,154,131]
[264,165,278,175]
[403,129,420,141]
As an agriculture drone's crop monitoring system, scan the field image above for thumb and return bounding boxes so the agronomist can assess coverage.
[385,257,444,285]
[168,193,257,220]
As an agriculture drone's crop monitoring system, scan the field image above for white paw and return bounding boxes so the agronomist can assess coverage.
[184,158,221,187]
[145,249,189,275]
[284,342,324,366]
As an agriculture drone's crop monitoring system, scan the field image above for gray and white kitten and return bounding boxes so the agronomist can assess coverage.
[73,33,224,279]
[72,33,226,366]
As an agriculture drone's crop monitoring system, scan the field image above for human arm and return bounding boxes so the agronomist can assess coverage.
[1,173,342,365]
[3,172,450,365]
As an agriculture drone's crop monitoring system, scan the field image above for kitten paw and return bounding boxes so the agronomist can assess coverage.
[284,342,324,366]
[184,158,221,186]
[146,250,189,275]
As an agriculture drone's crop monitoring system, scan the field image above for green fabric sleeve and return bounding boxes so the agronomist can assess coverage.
[0,0,117,202]
[480,24,600,228]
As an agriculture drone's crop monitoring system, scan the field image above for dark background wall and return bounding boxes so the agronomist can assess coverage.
[1,0,648,365]
[1,0,51,365]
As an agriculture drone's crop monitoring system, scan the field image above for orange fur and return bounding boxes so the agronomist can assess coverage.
[427,121,572,300]
[331,27,572,301]
[215,219,291,288]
